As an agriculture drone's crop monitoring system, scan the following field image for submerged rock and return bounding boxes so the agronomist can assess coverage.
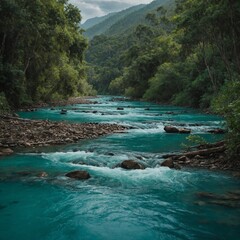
[207,128,225,134]
[119,160,145,170]
[60,109,68,114]
[15,171,32,177]
[196,191,240,208]
[65,170,91,180]
[106,152,115,156]
[0,205,7,210]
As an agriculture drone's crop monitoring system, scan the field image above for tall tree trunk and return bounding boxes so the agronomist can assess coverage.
[0,33,7,55]
[229,3,240,74]
[201,41,217,93]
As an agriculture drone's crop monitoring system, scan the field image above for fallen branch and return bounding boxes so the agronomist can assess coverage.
[176,145,226,159]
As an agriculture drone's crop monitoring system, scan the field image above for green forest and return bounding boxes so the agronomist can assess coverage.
[1,0,240,154]
[86,0,240,155]
[0,0,95,109]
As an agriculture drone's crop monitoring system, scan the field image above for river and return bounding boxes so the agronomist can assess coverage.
[0,96,239,240]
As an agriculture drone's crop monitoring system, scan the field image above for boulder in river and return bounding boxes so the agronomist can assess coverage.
[196,191,240,208]
[164,126,191,134]
[65,170,91,180]
[164,126,179,133]
[178,128,191,134]
[119,160,145,170]
[0,148,14,156]
[161,158,174,168]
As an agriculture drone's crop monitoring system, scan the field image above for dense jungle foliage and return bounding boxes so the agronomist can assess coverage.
[86,0,240,154]
[0,0,95,110]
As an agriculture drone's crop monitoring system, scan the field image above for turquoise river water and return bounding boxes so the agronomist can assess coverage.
[0,96,240,240]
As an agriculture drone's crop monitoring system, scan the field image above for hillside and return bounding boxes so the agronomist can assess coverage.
[85,0,174,39]
[84,4,145,39]
[85,0,175,93]
[105,0,173,36]
[82,12,116,30]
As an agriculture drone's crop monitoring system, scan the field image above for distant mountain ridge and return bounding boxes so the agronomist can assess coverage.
[84,4,145,39]
[105,0,171,36]
[82,12,116,30]
[84,0,173,39]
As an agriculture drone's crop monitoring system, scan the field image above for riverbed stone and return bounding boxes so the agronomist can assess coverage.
[65,170,91,180]
[119,160,145,170]
[37,172,48,178]
[0,117,128,149]
[164,126,191,134]
[161,158,174,168]
[178,128,191,134]
[0,147,14,156]
[178,156,188,162]
[164,126,179,133]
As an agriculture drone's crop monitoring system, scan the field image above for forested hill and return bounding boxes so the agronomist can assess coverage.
[104,0,174,36]
[84,0,173,39]
[84,4,145,39]
[86,0,240,154]
[0,0,95,110]
[85,0,175,93]
[81,12,116,30]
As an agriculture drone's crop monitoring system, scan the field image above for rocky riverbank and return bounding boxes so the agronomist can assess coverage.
[0,115,127,155]
[161,141,240,174]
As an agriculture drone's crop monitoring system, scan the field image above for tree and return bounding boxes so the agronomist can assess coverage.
[0,0,91,108]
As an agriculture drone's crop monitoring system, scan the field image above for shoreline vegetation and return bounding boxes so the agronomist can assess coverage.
[161,141,240,174]
[0,97,239,176]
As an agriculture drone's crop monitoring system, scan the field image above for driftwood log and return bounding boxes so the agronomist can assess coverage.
[160,141,235,171]
[176,145,226,159]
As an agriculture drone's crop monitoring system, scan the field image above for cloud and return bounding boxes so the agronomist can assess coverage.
[69,0,153,22]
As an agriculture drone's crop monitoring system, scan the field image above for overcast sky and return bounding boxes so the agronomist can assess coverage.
[69,0,153,22]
